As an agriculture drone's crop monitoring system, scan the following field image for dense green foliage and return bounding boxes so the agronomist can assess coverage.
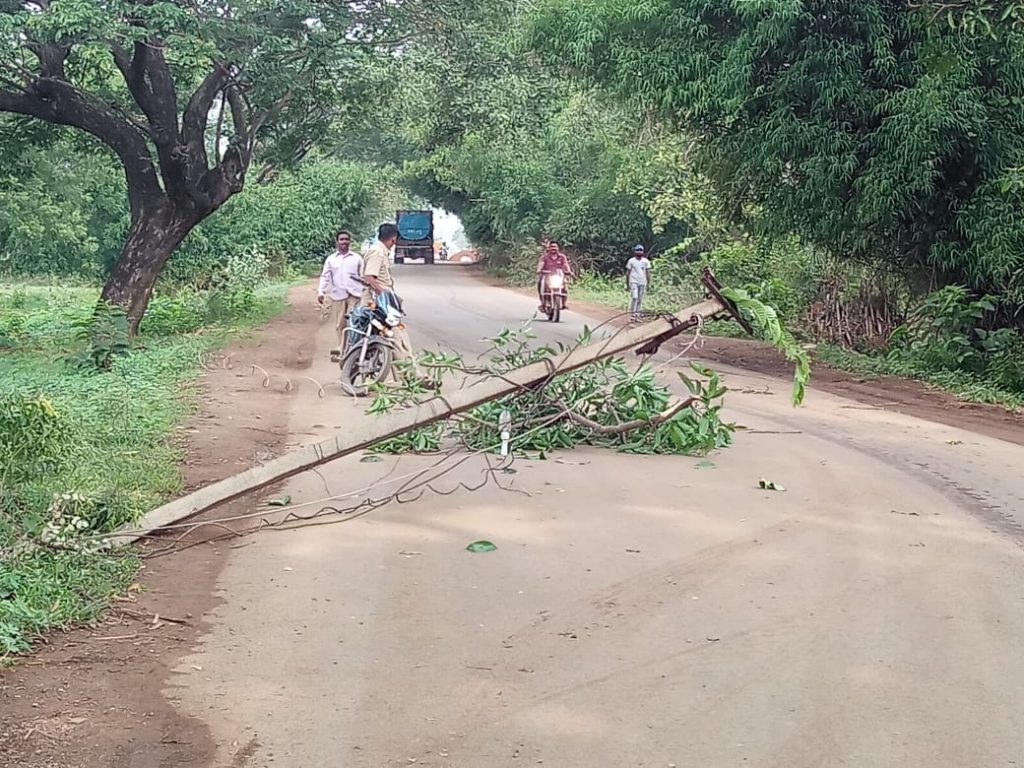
[525,0,1024,308]
[0,125,390,286]
[0,124,127,278]
[167,161,391,285]
[354,0,696,275]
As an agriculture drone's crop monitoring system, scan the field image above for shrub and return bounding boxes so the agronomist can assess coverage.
[68,301,132,371]
[141,292,209,336]
[980,328,1024,391]
[0,311,26,347]
[0,395,75,485]
[888,285,993,373]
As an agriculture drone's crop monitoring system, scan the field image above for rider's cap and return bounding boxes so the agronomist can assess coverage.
[633,244,645,253]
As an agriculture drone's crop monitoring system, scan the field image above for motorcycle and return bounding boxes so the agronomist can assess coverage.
[335,290,404,396]
[540,270,568,323]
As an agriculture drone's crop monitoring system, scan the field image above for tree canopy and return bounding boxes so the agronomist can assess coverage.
[3,0,1024,327]
[344,0,703,276]
[525,0,1024,304]
[0,0,392,329]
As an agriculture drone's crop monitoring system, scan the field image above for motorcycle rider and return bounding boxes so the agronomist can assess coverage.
[536,239,573,311]
[361,222,426,384]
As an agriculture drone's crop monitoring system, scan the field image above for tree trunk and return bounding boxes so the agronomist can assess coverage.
[100,204,197,335]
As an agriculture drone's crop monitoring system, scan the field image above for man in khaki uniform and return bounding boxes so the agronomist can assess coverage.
[361,222,423,380]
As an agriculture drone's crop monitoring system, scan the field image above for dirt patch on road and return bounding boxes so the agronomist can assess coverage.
[0,286,321,768]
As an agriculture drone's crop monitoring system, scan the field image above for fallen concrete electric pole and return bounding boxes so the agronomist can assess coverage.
[116,270,751,543]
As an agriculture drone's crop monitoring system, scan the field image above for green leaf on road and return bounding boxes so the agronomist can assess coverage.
[696,460,716,470]
[466,540,498,553]
[758,479,786,491]
[266,496,292,507]
[360,455,383,463]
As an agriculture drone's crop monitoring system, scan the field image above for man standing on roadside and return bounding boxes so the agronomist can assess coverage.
[317,230,363,352]
[626,244,651,322]
[362,222,424,382]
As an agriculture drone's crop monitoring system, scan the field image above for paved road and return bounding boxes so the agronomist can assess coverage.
[170,266,1024,768]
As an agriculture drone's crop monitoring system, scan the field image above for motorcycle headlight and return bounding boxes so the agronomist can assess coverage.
[548,274,564,289]
[385,308,402,327]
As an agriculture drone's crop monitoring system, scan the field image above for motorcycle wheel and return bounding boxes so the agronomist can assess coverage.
[551,303,561,323]
[340,339,394,397]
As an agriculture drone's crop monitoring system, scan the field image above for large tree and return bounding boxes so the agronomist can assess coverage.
[0,1,389,330]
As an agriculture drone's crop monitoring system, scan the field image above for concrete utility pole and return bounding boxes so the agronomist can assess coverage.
[117,270,750,543]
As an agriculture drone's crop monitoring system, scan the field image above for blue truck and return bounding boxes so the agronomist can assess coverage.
[394,209,434,265]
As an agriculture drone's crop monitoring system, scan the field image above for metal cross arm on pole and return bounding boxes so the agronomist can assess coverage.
[634,268,753,356]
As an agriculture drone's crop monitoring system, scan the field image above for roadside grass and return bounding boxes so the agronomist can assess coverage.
[570,271,1024,411]
[814,344,1024,410]
[0,281,289,658]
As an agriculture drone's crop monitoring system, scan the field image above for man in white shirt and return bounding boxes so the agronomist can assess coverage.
[317,230,363,350]
[625,244,652,322]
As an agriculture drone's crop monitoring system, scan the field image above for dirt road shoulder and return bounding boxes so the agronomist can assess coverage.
[0,285,321,768]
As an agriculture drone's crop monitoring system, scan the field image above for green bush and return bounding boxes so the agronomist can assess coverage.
[67,301,132,371]
[812,285,1024,407]
[888,286,993,373]
[0,394,75,485]
[141,292,209,336]
[166,161,385,287]
[979,328,1024,391]
[0,138,127,281]
[0,311,26,347]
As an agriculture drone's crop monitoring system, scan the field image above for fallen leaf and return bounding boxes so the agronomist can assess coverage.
[466,540,497,553]
[360,455,382,463]
[758,478,786,491]
[266,496,292,507]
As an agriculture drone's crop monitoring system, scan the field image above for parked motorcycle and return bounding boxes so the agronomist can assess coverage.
[540,270,568,323]
[336,291,404,396]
